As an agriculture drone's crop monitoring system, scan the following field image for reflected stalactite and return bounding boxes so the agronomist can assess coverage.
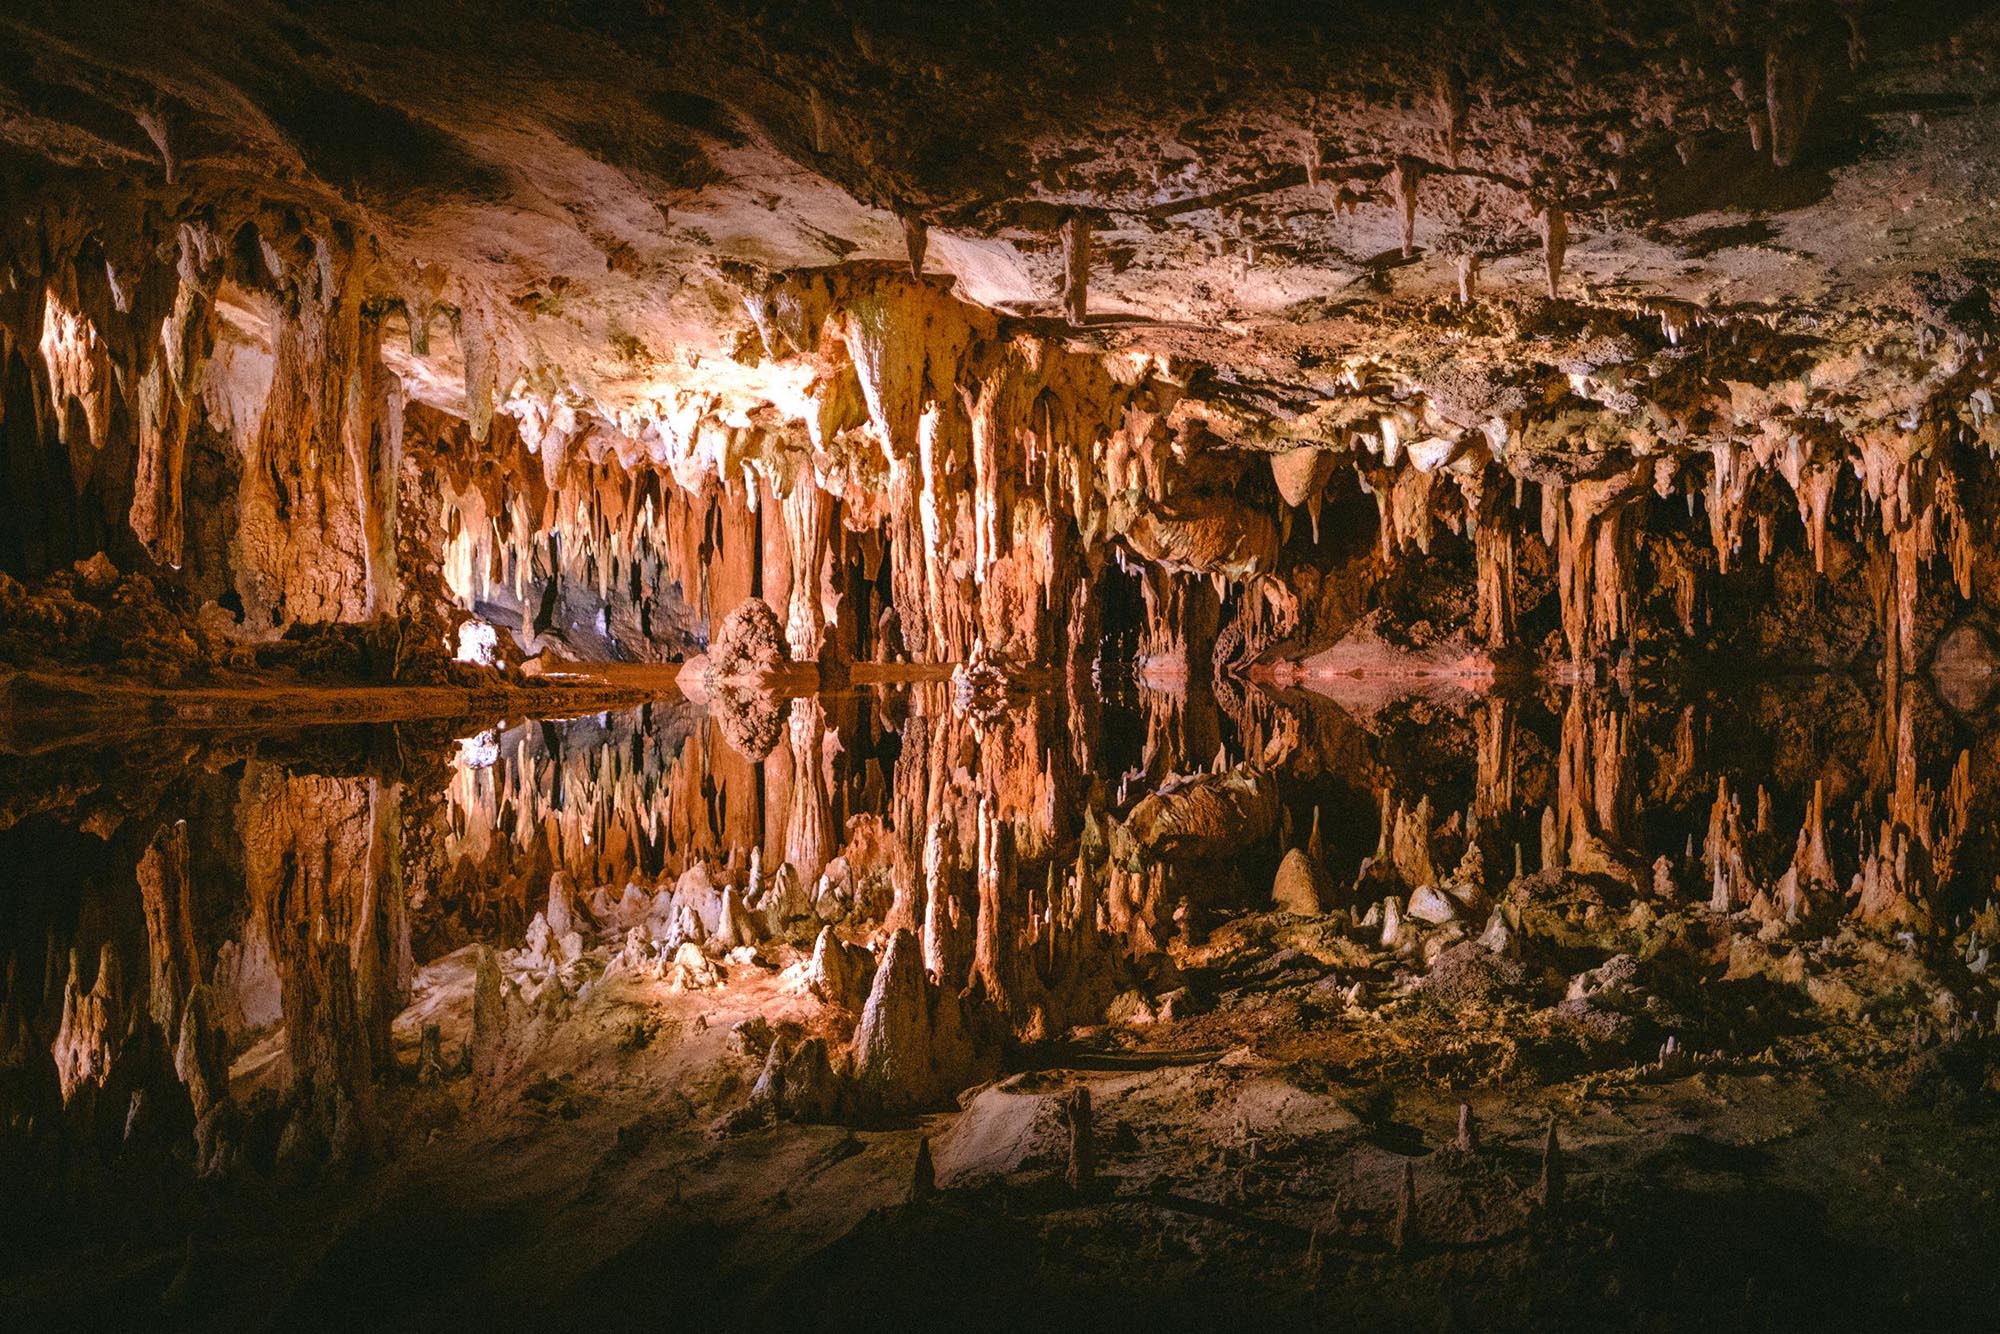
[10,661,2000,1190]
[242,764,407,1159]
[921,816,974,990]
[784,695,834,890]
[1548,689,1639,887]
[137,820,200,1042]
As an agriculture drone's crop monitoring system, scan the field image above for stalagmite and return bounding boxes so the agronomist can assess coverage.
[417,1024,445,1084]
[1380,895,1404,950]
[1391,1162,1418,1254]
[470,943,504,1081]
[1272,848,1328,915]
[809,926,872,1013]
[1536,1122,1565,1217]
[852,929,976,1115]
[1454,1103,1478,1154]
[1064,1084,1095,1196]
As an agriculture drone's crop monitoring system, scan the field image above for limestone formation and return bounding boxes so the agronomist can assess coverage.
[1063,1085,1095,1197]
[1537,1122,1565,1218]
[704,599,789,684]
[808,927,874,1015]
[852,929,979,1116]
[1272,849,1330,916]
[470,944,505,1082]
[1391,1161,1418,1255]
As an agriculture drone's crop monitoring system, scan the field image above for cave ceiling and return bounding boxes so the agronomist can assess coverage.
[8,0,2000,458]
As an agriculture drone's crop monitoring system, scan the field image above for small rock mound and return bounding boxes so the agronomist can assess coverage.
[1414,940,1538,1012]
[705,598,788,682]
[932,1076,1074,1188]
[1272,848,1331,915]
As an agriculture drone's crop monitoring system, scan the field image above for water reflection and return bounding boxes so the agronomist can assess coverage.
[1,671,1995,1180]
[433,674,1991,963]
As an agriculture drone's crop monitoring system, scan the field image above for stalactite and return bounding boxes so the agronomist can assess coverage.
[808,85,829,155]
[1706,440,1754,573]
[1434,66,1468,166]
[781,477,834,659]
[1545,465,1649,662]
[52,942,121,1103]
[1061,215,1091,325]
[1459,466,1515,644]
[38,279,113,472]
[900,211,928,278]
[137,820,200,1041]
[1765,38,1819,168]
[229,223,394,629]
[129,221,223,568]
[1537,199,1567,300]
[1362,461,1437,560]
[1389,157,1425,259]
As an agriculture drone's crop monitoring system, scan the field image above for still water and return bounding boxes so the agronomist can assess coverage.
[0,670,1987,1163]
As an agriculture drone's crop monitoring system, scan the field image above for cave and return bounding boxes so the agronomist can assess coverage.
[5,2,2000,1329]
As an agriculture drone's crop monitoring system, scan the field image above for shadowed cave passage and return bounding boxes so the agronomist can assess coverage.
[6,0,2000,1328]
